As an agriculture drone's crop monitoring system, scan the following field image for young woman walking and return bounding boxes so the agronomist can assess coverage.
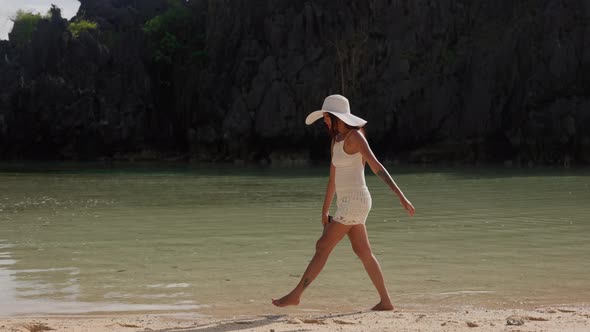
[272,94,415,310]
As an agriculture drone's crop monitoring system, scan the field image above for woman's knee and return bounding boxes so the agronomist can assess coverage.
[352,245,373,260]
[315,237,333,255]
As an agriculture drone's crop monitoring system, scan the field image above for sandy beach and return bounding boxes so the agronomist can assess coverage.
[1,304,588,332]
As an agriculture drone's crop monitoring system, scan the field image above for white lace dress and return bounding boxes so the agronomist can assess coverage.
[331,136,372,225]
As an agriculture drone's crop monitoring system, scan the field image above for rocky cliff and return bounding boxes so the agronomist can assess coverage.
[0,0,589,165]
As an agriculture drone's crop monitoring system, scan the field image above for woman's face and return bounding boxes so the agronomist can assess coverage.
[323,113,332,130]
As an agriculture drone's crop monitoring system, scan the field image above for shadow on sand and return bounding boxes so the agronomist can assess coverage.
[152,310,371,332]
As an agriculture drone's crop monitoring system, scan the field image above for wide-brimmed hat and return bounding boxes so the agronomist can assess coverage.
[305,94,367,127]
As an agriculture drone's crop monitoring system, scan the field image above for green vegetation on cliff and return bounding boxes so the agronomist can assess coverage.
[9,5,67,45]
[143,0,206,65]
[9,10,44,46]
[68,20,98,38]
[141,0,209,150]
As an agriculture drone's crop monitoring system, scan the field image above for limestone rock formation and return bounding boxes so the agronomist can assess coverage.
[0,0,588,164]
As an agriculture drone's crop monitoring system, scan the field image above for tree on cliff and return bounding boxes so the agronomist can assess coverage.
[142,0,208,150]
[9,10,44,46]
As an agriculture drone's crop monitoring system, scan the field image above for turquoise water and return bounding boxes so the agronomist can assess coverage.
[0,163,589,316]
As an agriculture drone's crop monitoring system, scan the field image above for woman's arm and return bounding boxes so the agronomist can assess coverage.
[321,139,336,225]
[348,130,415,216]
[321,162,336,225]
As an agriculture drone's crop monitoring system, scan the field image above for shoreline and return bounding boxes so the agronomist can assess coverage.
[0,158,588,171]
[1,303,588,331]
[0,150,588,168]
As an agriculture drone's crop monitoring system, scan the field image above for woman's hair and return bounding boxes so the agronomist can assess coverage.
[327,113,366,139]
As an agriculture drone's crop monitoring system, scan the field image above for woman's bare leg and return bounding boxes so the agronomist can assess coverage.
[348,224,394,310]
[272,221,352,307]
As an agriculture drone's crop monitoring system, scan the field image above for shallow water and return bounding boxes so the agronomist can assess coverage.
[0,163,589,316]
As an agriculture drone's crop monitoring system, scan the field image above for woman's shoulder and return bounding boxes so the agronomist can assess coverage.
[344,129,368,149]
[347,129,366,142]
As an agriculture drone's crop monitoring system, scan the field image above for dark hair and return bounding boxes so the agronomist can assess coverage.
[327,113,366,139]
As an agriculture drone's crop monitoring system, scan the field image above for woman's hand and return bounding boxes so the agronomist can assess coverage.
[400,198,415,216]
[322,213,330,226]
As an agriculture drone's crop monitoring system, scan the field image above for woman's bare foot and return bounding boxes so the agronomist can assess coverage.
[371,300,394,311]
[271,292,300,307]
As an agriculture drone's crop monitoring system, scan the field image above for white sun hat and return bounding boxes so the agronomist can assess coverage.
[305,94,367,127]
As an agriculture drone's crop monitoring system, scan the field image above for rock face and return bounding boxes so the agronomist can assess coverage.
[0,0,589,164]
[0,1,162,160]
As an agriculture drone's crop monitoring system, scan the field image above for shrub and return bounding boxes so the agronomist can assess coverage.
[9,10,44,45]
[68,20,98,38]
[143,0,198,64]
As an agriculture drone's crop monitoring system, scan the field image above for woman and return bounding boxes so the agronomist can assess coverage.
[272,94,415,311]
